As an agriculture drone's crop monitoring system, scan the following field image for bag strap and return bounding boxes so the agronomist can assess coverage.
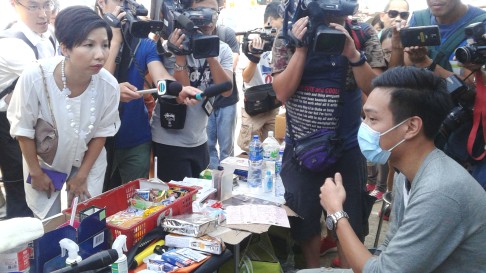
[38,62,57,130]
[467,71,486,160]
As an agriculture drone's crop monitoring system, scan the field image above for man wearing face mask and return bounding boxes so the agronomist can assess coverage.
[272,1,386,268]
[318,66,486,273]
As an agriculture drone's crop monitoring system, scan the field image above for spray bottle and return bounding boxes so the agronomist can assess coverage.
[59,238,82,267]
[111,235,128,273]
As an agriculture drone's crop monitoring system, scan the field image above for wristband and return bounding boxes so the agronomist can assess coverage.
[174,63,187,71]
[349,51,367,67]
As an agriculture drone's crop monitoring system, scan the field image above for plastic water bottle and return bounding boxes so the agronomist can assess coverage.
[275,142,285,197]
[263,170,273,193]
[248,135,263,191]
[262,131,280,173]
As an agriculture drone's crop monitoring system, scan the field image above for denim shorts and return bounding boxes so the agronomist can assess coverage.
[281,144,372,241]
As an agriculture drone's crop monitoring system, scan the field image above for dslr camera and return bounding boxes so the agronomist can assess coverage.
[151,0,220,59]
[283,0,358,55]
[241,26,276,56]
[103,0,164,38]
[455,22,486,65]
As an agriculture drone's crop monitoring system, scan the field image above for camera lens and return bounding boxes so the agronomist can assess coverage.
[455,46,474,64]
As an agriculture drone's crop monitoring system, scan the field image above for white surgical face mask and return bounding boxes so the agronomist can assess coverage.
[357,119,408,164]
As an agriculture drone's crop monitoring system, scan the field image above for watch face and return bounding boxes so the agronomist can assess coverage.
[326,216,335,231]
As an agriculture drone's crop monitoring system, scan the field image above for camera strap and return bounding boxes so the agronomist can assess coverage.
[467,70,486,160]
[193,60,213,116]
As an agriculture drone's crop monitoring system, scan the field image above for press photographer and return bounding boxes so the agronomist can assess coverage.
[151,0,220,59]
[96,0,200,190]
[237,2,282,152]
[150,0,234,182]
[437,21,486,190]
[271,0,386,268]
[281,0,358,55]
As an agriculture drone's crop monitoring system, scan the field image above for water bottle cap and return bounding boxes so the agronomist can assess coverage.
[266,170,271,175]
[268,131,274,137]
[253,135,259,139]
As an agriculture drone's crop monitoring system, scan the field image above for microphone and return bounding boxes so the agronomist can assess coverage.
[51,249,119,273]
[136,80,183,96]
[194,81,233,100]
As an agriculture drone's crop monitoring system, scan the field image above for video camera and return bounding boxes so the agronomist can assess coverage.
[282,0,358,55]
[241,26,276,56]
[455,22,486,65]
[103,0,164,38]
[151,0,220,59]
[438,74,476,140]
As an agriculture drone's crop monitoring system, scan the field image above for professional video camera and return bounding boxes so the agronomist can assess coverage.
[241,26,276,56]
[103,0,164,38]
[455,22,486,65]
[151,0,220,59]
[438,74,476,139]
[282,0,358,55]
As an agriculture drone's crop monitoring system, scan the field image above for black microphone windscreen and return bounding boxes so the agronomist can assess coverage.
[167,81,183,96]
[51,249,119,273]
[203,81,233,98]
[307,1,324,18]
[176,14,194,31]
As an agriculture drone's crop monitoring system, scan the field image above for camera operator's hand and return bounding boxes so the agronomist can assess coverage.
[168,28,186,51]
[404,46,430,67]
[249,36,264,57]
[109,6,126,46]
[177,86,202,106]
[329,23,360,62]
[119,82,141,102]
[391,20,405,49]
[290,16,308,48]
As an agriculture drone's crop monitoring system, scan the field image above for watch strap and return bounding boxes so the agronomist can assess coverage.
[331,210,349,229]
[349,51,367,67]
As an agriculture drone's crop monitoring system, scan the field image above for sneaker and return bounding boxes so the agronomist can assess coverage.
[331,257,341,268]
[369,189,384,201]
[320,236,337,256]
[366,183,376,192]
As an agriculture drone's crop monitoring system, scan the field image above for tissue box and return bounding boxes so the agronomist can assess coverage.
[161,214,217,237]
[165,234,226,255]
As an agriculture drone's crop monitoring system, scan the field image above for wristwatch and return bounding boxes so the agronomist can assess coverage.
[349,51,367,67]
[326,210,349,231]
[174,63,188,72]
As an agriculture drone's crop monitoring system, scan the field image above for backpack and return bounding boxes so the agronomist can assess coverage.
[0,29,56,100]
[413,9,486,71]
[345,18,372,52]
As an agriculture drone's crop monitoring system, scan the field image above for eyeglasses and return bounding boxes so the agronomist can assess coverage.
[15,0,54,13]
[387,10,410,20]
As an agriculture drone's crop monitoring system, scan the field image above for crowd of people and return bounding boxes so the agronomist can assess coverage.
[0,0,486,272]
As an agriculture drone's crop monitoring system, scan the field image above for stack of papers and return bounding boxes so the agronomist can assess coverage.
[225,204,290,228]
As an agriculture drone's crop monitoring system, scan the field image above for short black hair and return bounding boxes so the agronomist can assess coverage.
[380,27,393,44]
[264,2,281,23]
[372,66,453,140]
[55,5,113,50]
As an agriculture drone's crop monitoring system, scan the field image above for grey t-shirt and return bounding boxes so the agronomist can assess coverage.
[365,149,486,272]
[151,41,233,147]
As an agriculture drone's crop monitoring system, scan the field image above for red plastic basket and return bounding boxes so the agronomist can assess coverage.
[63,179,197,249]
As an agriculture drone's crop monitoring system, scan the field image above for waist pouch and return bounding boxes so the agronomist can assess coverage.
[293,128,344,172]
[244,84,281,116]
[159,97,187,129]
